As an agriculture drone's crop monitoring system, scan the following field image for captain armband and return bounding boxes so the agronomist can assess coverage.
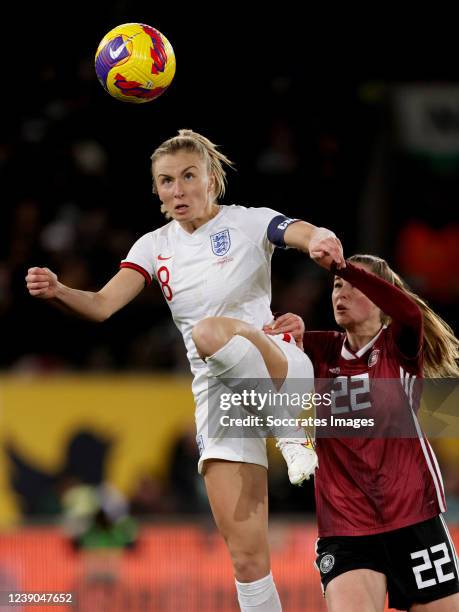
[267,215,301,248]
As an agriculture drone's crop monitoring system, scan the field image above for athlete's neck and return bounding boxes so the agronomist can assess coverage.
[345,322,383,352]
[179,203,221,234]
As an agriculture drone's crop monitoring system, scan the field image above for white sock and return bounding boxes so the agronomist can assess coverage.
[206,335,272,409]
[235,572,282,611]
[207,335,306,439]
[206,335,270,380]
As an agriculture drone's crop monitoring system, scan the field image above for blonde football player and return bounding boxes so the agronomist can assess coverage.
[26,129,344,611]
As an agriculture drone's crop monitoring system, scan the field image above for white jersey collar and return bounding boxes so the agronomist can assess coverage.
[175,205,225,240]
[341,325,387,360]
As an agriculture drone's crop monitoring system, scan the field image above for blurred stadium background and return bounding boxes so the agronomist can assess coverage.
[0,4,458,610]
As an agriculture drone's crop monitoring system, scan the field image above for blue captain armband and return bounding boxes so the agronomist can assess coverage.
[267,215,301,248]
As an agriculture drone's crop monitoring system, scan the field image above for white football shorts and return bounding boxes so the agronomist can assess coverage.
[196,334,314,474]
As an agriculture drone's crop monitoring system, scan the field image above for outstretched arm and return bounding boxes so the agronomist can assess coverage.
[264,262,424,358]
[336,262,423,357]
[26,267,145,322]
[284,221,345,270]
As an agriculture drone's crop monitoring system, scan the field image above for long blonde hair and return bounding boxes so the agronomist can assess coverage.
[349,254,459,378]
[151,129,234,216]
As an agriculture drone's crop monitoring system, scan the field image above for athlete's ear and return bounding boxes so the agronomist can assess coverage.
[207,173,216,195]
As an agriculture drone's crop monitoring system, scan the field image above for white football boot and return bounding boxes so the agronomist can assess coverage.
[276,436,318,485]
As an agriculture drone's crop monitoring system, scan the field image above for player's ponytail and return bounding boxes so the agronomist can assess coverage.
[150,129,234,206]
[349,255,459,378]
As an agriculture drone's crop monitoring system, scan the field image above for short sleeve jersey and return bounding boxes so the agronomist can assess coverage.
[120,205,284,402]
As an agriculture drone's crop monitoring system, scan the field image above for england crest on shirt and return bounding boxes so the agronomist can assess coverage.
[210,229,231,256]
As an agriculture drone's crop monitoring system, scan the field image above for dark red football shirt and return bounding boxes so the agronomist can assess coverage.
[304,263,445,537]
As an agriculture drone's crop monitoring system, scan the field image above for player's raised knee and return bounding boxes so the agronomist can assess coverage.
[192,317,226,358]
[193,316,251,359]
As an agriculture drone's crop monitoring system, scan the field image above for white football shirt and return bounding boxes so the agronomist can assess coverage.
[121,204,284,403]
